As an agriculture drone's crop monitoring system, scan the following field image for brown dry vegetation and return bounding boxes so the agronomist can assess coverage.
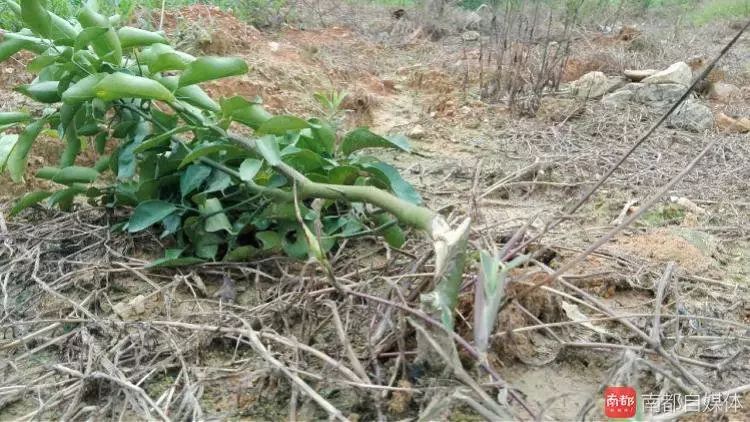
[2,2,750,421]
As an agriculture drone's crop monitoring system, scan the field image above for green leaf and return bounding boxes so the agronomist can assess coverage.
[282,148,327,173]
[174,84,220,113]
[148,52,188,73]
[255,135,281,166]
[340,128,411,156]
[7,119,44,182]
[220,96,271,129]
[75,26,109,50]
[224,245,259,261]
[328,165,359,185]
[199,198,233,233]
[132,126,191,153]
[178,56,248,87]
[62,74,107,104]
[375,213,405,248]
[128,200,179,232]
[9,190,51,216]
[180,164,211,197]
[0,134,19,170]
[20,0,52,38]
[239,158,262,182]
[307,118,335,154]
[178,143,247,168]
[36,166,99,184]
[47,184,86,210]
[26,53,58,73]
[0,37,31,62]
[256,231,281,251]
[204,170,231,193]
[117,27,168,49]
[360,162,422,205]
[77,2,122,65]
[94,73,176,102]
[17,81,61,103]
[256,115,310,135]
[0,112,31,126]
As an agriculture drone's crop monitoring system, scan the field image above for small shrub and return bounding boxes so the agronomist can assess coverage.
[0,0,436,267]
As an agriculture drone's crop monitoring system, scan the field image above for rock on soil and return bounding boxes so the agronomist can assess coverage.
[623,69,657,82]
[570,71,625,99]
[602,82,686,108]
[640,61,692,86]
[667,99,714,132]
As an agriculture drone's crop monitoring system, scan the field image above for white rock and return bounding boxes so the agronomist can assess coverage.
[408,124,426,139]
[571,71,625,99]
[624,69,657,82]
[641,62,691,86]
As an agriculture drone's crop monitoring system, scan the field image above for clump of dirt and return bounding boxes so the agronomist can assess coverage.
[615,228,716,274]
[152,5,262,55]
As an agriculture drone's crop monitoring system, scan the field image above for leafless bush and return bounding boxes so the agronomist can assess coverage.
[479,1,585,117]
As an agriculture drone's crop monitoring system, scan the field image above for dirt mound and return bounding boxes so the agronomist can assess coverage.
[616,228,715,273]
[153,5,261,54]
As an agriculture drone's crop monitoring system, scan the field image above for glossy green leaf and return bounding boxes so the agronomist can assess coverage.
[0,134,19,170]
[36,166,99,184]
[62,74,107,104]
[255,135,281,166]
[75,26,109,50]
[77,2,122,65]
[178,56,248,87]
[239,158,262,182]
[175,84,220,113]
[0,112,31,126]
[180,164,211,197]
[94,72,176,102]
[20,0,52,38]
[375,213,405,248]
[282,148,327,173]
[0,37,32,61]
[128,200,179,232]
[328,165,359,185]
[117,27,168,49]
[132,126,191,153]
[341,128,411,156]
[256,115,310,135]
[47,184,86,210]
[220,96,271,129]
[17,81,61,103]
[178,143,247,168]
[199,198,233,233]
[307,118,335,154]
[360,162,422,205]
[26,53,58,73]
[148,52,187,73]
[10,190,51,216]
[7,119,44,182]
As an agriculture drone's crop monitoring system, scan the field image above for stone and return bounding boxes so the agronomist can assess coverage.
[602,89,635,107]
[408,124,426,139]
[571,71,625,99]
[630,82,686,106]
[707,82,740,102]
[461,31,480,42]
[624,69,657,81]
[641,61,691,86]
[667,100,713,132]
